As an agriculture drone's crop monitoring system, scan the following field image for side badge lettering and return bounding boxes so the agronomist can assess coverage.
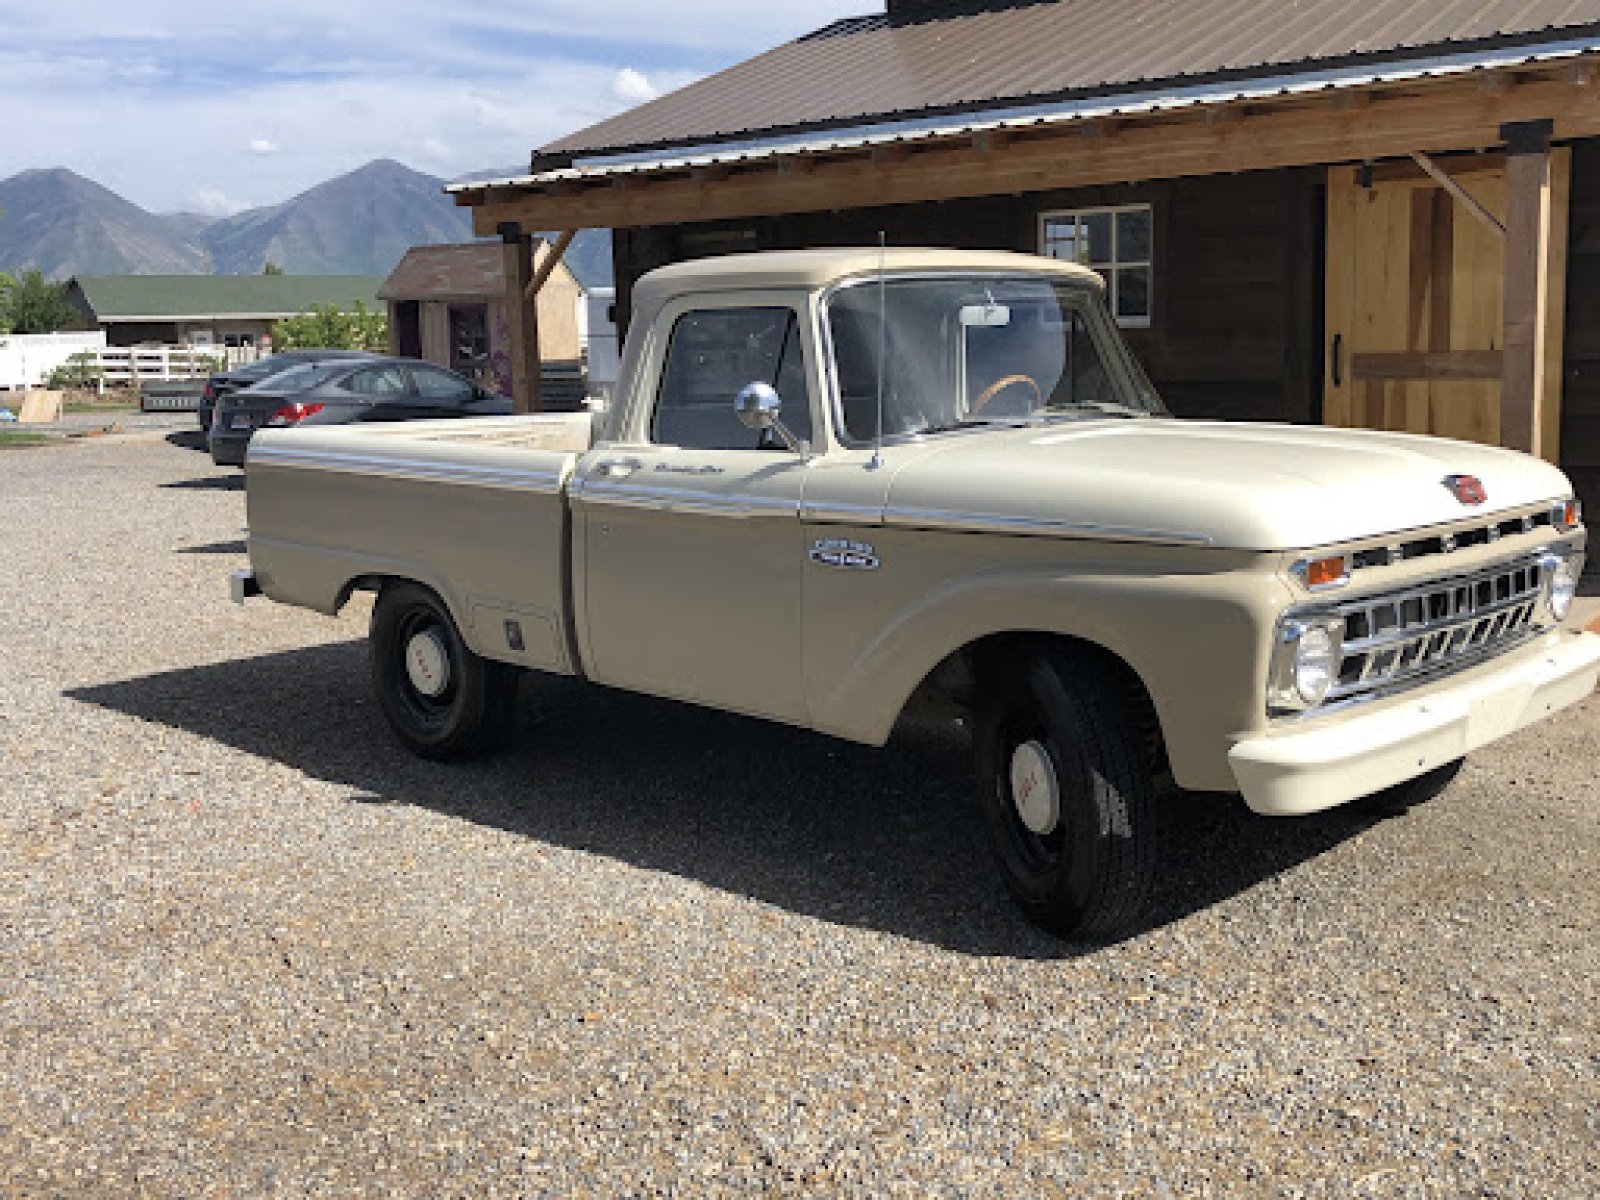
[810,538,880,571]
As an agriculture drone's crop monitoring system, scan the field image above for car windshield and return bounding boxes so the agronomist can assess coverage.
[826,275,1165,442]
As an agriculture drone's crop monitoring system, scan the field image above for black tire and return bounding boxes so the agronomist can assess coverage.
[370,582,519,760]
[975,647,1157,940]
[1353,758,1465,818]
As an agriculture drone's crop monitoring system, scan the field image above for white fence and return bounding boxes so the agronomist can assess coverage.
[0,336,262,391]
[96,346,227,388]
[0,331,107,391]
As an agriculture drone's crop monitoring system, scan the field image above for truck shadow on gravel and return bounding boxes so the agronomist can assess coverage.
[70,641,1378,958]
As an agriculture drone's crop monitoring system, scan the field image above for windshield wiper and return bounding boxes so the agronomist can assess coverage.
[916,417,1026,436]
[1041,401,1149,418]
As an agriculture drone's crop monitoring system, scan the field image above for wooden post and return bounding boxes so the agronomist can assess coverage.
[499,221,542,414]
[1499,119,1554,457]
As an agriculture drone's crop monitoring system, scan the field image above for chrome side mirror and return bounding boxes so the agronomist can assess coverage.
[735,382,808,457]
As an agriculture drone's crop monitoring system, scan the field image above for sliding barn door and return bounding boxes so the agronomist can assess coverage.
[1324,155,1568,461]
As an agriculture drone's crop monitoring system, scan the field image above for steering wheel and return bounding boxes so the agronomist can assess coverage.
[971,372,1043,415]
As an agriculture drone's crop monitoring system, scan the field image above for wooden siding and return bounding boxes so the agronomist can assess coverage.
[613,166,1323,427]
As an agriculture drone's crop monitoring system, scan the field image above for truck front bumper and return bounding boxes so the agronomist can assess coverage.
[1229,630,1600,816]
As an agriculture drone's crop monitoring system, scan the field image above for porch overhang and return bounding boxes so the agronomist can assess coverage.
[452,43,1600,234]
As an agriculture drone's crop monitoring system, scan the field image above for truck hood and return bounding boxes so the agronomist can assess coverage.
[884,419,1575,550]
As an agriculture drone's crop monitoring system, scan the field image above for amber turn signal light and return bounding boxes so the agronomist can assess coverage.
[1554,499,1581,531]
[1297,554,1350,591]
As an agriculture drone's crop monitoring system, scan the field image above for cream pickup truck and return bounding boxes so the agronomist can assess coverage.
[235,248,1598,939]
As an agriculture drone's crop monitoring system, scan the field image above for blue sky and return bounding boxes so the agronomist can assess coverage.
[0,1,865,215]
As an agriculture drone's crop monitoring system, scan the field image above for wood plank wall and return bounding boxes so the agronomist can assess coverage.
[1561,140,1600,545]
[612,167,1324,429]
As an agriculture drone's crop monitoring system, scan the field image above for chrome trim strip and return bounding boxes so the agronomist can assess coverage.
[248,445,568,491]
[800,501,886,525]
[578,481,798,518]
[881,506,1215,545]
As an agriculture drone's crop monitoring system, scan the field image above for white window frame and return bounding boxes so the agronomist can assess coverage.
[1037,204,1153,329]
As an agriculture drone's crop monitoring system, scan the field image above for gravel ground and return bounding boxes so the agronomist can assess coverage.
[1,432,1597,1198]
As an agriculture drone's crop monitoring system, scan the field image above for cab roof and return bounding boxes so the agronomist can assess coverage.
[633,248,1102,308]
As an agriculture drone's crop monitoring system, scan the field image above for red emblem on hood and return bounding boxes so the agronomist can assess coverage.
[1443,474,1487,505]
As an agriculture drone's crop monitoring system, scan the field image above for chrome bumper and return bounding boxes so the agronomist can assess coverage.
[1230,630,1600,816]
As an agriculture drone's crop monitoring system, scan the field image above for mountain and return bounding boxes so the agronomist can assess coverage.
[156,211,221,242]
[0,168,207,277]
[201,159,472,275]
[0,159,613,286]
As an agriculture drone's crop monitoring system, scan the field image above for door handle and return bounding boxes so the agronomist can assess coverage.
[593,458,641,479]
[1331,333,1344,388]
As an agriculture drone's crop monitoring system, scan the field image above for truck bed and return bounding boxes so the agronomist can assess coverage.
[245,413,594,675]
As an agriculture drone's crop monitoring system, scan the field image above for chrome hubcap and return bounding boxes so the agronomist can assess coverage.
[1010,739,1060,836]
[405,629,450,697]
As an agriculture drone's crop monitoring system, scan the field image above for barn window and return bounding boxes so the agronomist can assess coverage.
[1038,205,1152,328]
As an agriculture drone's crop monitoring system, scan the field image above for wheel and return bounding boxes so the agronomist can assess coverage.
[370,582,519,760]
[1353,758,1465,818]
[974,647,1157,940]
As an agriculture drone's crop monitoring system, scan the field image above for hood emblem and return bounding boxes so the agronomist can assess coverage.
[1443,474,1487,506]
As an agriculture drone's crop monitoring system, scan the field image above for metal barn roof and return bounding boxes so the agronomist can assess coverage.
[536,0,1600,164]
[70,275,384,322]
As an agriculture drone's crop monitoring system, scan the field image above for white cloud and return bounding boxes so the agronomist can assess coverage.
[0,1,863,212]
[611,67,657,105]
[194,189,248,216]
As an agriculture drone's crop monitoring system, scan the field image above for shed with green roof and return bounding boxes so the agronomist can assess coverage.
[64,275,384,349]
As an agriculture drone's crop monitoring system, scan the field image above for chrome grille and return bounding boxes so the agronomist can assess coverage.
[1327,556,1549,702]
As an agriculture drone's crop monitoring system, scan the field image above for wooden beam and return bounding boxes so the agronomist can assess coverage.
[499,223,542,415]
[1408,151,1505,239]
[1369,152,1505,184]
[1500,120,1554,457]
[527,229,577,299]
[469,71,1600,234]
[1569,61,1599,87]
[1350,350,1503,381]
[971,129,1010,154]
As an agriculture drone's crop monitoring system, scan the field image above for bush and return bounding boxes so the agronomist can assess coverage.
[271,302,388,352]
[45,351,105,390]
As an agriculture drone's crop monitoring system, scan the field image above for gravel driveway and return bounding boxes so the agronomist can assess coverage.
[1,432,1596,1197]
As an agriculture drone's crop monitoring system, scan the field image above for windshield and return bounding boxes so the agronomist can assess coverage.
[826,275,1165,442]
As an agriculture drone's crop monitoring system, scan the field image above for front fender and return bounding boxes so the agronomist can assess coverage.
[808,551,1290,792]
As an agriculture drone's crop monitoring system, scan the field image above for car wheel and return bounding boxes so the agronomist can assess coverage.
[370,582,519,760]
[199,408,212,434]
[975,647,1158,940]
[1353,758,1465,818]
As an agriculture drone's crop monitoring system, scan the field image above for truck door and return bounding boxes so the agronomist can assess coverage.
[574,296,817,722]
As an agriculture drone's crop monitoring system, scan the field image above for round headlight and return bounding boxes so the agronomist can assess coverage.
[1294,624,1340,706]
[1547,555,1579,621]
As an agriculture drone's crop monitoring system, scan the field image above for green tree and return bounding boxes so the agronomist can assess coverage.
[271,302,388,351]
[0,271,13,335]
[262,261,284,275]
[45,350,105,390]
[5,270,78,334]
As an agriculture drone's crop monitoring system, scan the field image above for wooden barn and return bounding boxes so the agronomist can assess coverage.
[449,0,1600,536]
